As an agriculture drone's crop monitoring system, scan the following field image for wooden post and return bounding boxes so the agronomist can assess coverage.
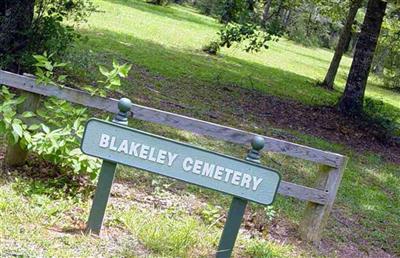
[5,91,41,166]
[216,136,265,258]
[299,158,348,244]
[86,98,132,235]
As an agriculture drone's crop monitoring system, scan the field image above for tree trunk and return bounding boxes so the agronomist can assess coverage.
[306,11,313,37]
[338,0,387,115]
[320,0,363,90]
[0,0,35,73]
[262,0,273,24]
[283,9,291,27]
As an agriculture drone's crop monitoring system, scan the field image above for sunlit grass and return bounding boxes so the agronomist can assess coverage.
[79,0,399,110]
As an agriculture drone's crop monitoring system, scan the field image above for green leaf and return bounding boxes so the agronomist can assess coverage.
[1,86,10,95]
[41,124,50,134]
[23,131,32,143]
[33,55,48,63]
[99,65,109,76]
[112,59,119,69]
[22,111,35,118]
[58,75,67,82]
[110,77,121,86]
[54,62,67,68]
[28,124,41,131]
[15,96,26,105]
[12,123,23,137]
[118,64,132,77]
[11,131,19,144]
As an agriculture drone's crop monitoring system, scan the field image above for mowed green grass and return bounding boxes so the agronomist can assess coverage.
[77,0,399,111]
[1,0,399,257]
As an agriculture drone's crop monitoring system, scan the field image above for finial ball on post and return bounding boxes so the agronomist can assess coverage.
[251,136,265,151]
[118,98,132,113]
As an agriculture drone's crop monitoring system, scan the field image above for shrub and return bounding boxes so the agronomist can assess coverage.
[202,41,220,55]
[364,98,400,140]
[1,54,133,196]
[218,22,277,53]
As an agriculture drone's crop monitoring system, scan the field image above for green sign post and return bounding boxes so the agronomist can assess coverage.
[82,98,281,257]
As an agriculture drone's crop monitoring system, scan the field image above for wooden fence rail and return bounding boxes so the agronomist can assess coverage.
[0,70,348,243]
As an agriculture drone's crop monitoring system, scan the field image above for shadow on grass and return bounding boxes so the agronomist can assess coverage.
[102,0,220,29]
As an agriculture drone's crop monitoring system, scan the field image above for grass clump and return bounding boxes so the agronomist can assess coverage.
[121,207,219,257]
[244,239,294,258]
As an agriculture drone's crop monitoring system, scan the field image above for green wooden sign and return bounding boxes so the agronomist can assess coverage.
[81,118,281,205]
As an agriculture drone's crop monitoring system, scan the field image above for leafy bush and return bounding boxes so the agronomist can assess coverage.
[0,87,38,149]
[202,41,220,55]
[219,22,277,52]
[1,54,133,196]
[364,98,400,140]
[83,60,132,97]
[0,85,101,183]
[33,52,68,86]
[30,115,101,181]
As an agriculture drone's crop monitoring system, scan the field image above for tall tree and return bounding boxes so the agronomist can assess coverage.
[0,0,35,73]
[338,0,387,115]
[319,0,363,89]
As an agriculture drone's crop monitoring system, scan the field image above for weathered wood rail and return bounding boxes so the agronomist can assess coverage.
[0,70,348,243]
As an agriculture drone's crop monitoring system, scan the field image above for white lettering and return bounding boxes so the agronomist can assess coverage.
[224,168,234,182]
[99,134,110,148]
[139,145,150,159]
[240,173,252,189]
[183,157,193,171]
[117,140,129,154]
[109,136,117,151]
[214,166,224,180]
[252,177,263,191]
[231,171,242,185]
[167,153,178,166]
[148,147,157,162]
[129,142,141,156]
[193,160,203,174]
[202,163,215,177]
[156,149,167,164]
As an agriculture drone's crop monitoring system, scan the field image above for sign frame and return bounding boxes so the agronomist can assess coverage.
[81,118,281,206]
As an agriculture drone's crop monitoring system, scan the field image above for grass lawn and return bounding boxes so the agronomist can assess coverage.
[71,0,400,111]
[1,0,399,257]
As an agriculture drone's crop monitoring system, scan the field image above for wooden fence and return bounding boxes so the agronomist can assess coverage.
[0,70,348,243]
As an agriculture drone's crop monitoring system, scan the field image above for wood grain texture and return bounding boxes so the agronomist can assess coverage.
[299,159,348,243]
